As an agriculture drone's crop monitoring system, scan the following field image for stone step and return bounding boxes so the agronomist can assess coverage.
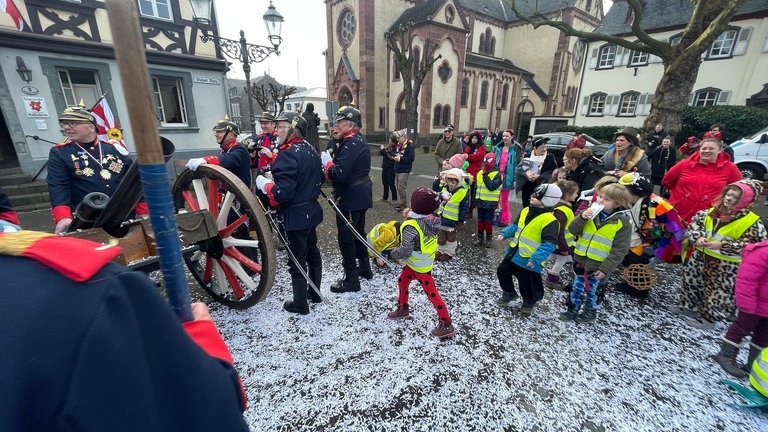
[0,173,31,187]
[14,202,51,213]
[8,192,50,207]
[2,181,48,195]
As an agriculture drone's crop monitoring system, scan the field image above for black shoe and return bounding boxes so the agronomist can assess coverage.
[358,258,373,280]
[283,301,309,315]
[330,280,361,293]
[307,288,323,303]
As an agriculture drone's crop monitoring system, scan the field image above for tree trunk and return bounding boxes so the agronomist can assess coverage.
[644,52,703,141]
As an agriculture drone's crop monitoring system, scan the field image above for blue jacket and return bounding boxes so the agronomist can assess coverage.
[493,144,518,190]
[47,140,136,219]
[209,141,251,190]
[327,131,373,212]
[499,205,558,273]
[394,139,415,173]
[475,168,503,209]
[269,138,324,230]
[0,240,248,431]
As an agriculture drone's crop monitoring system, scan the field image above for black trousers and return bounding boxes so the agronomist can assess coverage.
[285,226,321,280]
[497,257,545,305]
[335,209,368,271]
[381,167,397,200]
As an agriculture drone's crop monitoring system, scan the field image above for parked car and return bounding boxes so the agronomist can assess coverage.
[731,125,768,179]
[473,128,490,139]
[532,132,610,165]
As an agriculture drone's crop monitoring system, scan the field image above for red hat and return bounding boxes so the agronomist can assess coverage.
[410,187,441,215]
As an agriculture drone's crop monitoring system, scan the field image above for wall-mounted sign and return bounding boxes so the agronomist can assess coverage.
[21,86,39,95]
[194,77,221,85]
[23,96,49,118]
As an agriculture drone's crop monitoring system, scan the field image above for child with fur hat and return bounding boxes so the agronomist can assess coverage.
[435,168,470,261]
[560,183,632,322]
[474,152,503,247]
[495,184,563,316]
[387,188,456,339]
[432,154,469,191]
[675,180,768,329]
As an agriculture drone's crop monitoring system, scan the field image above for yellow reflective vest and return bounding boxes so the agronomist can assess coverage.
[400,219,437,272]
[510,207,557,263]
[750,347,768,398]
[574,216,624,262]
[701,210,760,263]
[438,186,468,221]
[554,204,575,247]
[475,170,501,203]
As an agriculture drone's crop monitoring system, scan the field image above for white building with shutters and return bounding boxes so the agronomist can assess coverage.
[574,1,768,128]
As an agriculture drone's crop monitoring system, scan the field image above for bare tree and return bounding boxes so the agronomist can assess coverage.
[251,84,270,112]
[505,0,746,137]
[268,83,297,113]
[385,22,442,144]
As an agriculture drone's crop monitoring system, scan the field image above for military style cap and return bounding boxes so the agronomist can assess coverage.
[212,115,239,135]
[275,111,307,137]
[334,106,361,127]
[58,106,97,127]
[258,111,276,122]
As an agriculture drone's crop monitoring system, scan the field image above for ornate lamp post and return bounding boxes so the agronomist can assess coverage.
[516,82,531,139]
[189,0,284,135]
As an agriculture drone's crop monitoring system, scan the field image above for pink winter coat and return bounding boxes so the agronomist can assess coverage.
[735,240,768,317]
[662,151,742,223]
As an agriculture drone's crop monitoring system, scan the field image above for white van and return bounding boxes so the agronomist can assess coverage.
[731,126,768,180]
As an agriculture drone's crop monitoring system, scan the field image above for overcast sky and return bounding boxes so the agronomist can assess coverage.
[214,0,328,89]
[214,1,614,90]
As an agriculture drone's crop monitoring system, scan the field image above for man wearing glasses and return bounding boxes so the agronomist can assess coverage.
[47,106,146,234]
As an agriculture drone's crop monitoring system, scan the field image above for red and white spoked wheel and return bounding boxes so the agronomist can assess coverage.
[173,165,275,309]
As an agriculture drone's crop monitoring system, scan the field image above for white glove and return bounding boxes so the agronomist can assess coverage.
[321,151,333,166]
[440,191,452,201]
[255,175,274,194]
[186,158,207,171]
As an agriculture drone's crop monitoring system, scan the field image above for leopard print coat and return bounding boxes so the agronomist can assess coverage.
[680,208,767,322]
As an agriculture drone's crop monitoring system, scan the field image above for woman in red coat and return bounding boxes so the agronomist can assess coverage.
[662,138,742,223]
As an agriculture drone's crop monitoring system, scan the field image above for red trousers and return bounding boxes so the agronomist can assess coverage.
[397,266,451,322]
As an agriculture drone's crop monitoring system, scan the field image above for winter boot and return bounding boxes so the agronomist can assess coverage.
[519,300,535,317]
[387,303,411,320]
[474,232,485,247]
[283,278,310,315]
[742,342,764,374]
[713,335,747,378]
[545,272,563,289]
[485,231,493,248]
[358,257,373,280]
[559,304,581,322]
[575,306,598,323]
[307,265,323,303]
[330,267,361,293]
[495,291,519,306]
[430,320,456,339]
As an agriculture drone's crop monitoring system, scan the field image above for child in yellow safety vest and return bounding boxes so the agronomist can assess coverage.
[544,180,580,289]
[367,220,401,267]
[495,184,563,316]
[386,188,455,339]
[435,168,470,261]
[474,152,503,247]
[560,183,632,323]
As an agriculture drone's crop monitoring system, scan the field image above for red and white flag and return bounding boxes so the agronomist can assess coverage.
[1,0,24,31]
[91,96,129,155]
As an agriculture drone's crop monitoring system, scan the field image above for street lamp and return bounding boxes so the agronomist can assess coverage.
[189,0,284,135]
[516,82,531,139]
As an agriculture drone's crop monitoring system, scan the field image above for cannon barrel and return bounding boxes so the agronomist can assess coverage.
[65,192,111,232]
[93,136,175,237]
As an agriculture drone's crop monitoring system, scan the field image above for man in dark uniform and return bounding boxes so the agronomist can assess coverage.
[320,106,373,293]
[47,106,146,234]
[254,112,324,314]
[185,116,251,188]
[249,111,278,177]
[0,231,248,430]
